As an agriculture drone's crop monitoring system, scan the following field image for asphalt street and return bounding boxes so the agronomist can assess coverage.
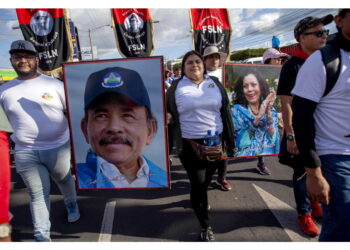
[9,154,321,242]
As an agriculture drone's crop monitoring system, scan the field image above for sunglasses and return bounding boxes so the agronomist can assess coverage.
[303,29,329,37]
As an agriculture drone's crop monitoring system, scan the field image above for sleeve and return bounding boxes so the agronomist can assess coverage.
[292,96,321,168]
[292,51,326,103]
[277,60,297,96]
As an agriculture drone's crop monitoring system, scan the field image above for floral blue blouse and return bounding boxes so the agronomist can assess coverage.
[231,104,280,157]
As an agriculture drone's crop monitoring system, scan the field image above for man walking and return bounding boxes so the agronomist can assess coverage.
[292,9,350,241]
[0,40,80,241]
[277,14,333,237]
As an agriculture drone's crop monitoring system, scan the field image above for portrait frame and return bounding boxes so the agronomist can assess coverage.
[63,57,170,190]
[224,63,283,158]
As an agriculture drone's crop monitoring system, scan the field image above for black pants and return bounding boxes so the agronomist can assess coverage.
[179,138,225,229]
[217,160,227,179]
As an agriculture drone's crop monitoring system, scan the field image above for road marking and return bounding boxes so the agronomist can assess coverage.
[98,200,117,242]
[252,184,320,242]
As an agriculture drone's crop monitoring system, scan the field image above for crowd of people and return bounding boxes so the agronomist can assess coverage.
[0,8,349,243]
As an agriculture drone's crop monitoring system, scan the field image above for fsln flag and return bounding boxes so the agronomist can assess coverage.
[112,9,154,57]
[16,9,70,72]
[190,9,232,56]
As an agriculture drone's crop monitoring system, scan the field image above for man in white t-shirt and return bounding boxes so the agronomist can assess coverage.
[292,9,350,241]
[0,40,80,242]
[202,46,232,191]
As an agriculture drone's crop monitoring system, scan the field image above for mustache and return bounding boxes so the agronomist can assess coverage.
[99,135,132,146]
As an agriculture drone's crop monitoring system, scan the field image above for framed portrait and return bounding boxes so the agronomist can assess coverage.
[63,57,170,189]
[224,63,283,158]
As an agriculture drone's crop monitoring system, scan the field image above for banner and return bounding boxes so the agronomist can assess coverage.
[190,9,232,56]
[112,8,154,57]
[16,8,71,72]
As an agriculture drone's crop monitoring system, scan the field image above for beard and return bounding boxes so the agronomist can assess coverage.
[13,62,38,80]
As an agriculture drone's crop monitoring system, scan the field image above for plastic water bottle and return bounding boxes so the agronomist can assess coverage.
[203,130,214,146]
[213,130,221,146]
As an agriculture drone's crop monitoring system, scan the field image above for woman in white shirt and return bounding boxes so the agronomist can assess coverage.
[166,50,235,241]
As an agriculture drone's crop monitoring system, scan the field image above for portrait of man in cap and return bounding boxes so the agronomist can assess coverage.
[63,58,168,189]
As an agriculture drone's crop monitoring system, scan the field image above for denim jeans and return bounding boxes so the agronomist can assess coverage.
[293,170,311,215]
[14,141,77,242]
[319,155,350,241]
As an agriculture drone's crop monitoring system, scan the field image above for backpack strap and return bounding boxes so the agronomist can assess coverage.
[320,44,341,97]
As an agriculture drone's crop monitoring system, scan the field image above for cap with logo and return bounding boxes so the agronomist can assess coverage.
[9,40,37,55]
[294,14,333,42]
[84,67,151,110]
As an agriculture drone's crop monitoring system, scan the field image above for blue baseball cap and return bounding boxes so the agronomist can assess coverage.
[84,67,151,110]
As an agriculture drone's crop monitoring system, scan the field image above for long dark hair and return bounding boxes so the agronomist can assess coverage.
[233,68,270,107]
[180,50,207,79]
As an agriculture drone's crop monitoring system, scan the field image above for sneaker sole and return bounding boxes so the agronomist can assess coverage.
[215,181,232,191]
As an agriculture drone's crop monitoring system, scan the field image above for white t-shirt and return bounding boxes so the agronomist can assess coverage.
[0,74,69,150]
[175,75,223,139]
[292,49,350,156]
[207,68,222,82]
[98,156,150,188]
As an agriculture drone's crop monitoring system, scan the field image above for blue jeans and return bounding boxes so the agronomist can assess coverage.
[293,170,311,215]
[14,141,77,242]
[319,155,350,241]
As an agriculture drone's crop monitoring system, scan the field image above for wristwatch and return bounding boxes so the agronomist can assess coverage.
[287,134,295,141]
[0,223,12,238]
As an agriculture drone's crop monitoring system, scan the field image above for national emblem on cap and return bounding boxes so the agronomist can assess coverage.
[102,72,124,88]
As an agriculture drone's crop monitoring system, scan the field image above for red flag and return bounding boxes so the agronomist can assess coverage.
[16,8,70,72]
[190,9,232,55]
[112,9,154,57]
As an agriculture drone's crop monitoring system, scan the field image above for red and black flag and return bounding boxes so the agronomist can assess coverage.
[16,9,71,72]
[112,9,154,57]
[190,9,232,56]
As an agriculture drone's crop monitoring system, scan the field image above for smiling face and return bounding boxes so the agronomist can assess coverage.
[183,54,204,82]
[10,52,39,80]
[81,96,156,170]
[242,73,261,106]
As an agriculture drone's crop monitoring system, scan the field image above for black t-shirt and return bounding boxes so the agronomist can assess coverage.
[277,56,305,96]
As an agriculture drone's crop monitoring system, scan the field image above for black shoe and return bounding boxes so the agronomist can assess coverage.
[200,227,215,242]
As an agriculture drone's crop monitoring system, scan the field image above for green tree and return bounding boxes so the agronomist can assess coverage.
[230,48,267,61]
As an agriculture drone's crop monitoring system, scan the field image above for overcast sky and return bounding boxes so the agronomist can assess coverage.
[0,4,341,68]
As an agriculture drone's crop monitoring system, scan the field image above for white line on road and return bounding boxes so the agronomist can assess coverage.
[98,200,117,242]
[252,183,320,242]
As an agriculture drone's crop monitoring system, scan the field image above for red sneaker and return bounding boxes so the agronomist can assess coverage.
[216,178,232,191]
[310,201,323,218]
[298,214,320,237]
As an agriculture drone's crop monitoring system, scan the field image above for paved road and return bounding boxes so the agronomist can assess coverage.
[9,155,321,242]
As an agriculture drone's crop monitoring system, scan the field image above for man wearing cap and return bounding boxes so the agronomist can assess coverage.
[277,14,333,237]
[0,40,80,242]
[77,67,167,189]
[202,45,232,191]
[292,9,350,241]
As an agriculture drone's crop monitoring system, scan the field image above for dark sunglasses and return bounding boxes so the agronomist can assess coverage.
[303,29,329,37]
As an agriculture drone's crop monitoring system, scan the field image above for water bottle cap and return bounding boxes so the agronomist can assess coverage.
[207,130,211,135]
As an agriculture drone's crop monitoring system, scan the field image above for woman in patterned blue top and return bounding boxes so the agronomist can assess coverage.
[231,69,280,157]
